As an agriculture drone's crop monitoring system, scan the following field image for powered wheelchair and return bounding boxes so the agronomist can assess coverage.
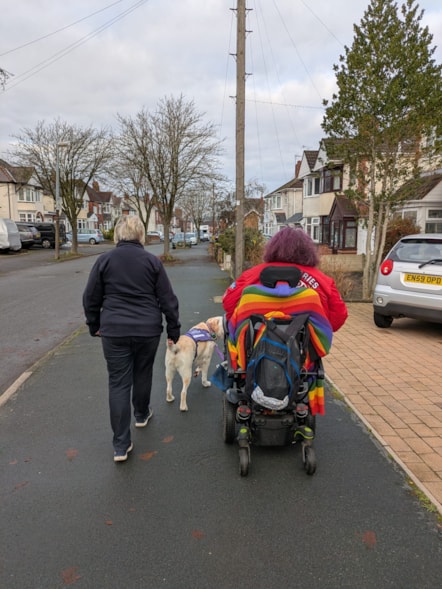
[218,266,333,477]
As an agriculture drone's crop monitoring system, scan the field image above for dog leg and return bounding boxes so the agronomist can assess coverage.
[178,366,192,412]
[200,358,212,388]
[165,363,175,404]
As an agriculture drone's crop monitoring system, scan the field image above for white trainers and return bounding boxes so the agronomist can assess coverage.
[113,442,133,462]
[135,408,153,428]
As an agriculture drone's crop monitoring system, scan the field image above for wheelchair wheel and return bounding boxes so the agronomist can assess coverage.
[303,445,316,475]
[223,396,236,444]
[306,413,316,432]
[239,447,249,477]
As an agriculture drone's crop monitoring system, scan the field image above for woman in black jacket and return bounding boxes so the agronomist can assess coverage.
[83,215,180,462]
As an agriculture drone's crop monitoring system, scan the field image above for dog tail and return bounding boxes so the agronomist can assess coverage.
[167,340,180,353]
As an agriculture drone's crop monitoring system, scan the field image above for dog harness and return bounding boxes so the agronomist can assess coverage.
[185,325,223,361]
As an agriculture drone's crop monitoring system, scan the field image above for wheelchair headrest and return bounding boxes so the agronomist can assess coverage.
[260,265,302,288]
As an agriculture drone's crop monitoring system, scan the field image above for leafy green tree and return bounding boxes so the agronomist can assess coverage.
[322,0,442,298]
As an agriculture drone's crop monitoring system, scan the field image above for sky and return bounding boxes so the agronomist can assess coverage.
[1,0,442,194]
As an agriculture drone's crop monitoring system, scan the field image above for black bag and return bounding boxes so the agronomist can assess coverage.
[245,314,310,401]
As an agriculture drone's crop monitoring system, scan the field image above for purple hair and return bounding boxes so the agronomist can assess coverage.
[263,227,320,267]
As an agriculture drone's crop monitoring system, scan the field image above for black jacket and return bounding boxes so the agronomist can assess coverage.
[82,240,180,342]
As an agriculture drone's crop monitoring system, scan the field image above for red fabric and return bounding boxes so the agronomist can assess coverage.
[222,262,348,332]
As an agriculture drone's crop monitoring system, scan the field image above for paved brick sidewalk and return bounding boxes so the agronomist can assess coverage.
[324,302,442,514]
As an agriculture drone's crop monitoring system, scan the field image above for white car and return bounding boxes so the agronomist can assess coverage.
[185,232,197,245]
[373,233,442,327]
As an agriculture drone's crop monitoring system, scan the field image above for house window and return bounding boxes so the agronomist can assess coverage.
[18,187,39,202]
[19,213,35,222]
[314,177,320,194]
[331,219,357,249]
[304,177,319,198]
[403,210,417,223]
[425,209,442,233]
[305,217,320,242]
[343,220,357,248]
[272,195,281,209]
[321,168,342,193]
[321,216,330,245]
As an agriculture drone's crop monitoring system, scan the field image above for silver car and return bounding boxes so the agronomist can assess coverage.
[373,233,442,327]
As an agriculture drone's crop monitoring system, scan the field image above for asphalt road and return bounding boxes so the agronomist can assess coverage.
[0,241,168,394]
[0,244,441,588]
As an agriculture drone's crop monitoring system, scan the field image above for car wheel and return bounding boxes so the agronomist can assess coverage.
[373,312,393,328]
[89,238,96,245]
[41,239,51,249]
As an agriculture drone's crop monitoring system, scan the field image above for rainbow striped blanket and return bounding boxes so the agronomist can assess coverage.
[227,283,333,415]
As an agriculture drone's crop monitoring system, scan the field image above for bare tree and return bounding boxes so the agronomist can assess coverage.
[109,145,156,232]
[11,119,114,253]
[0,67,12,89]
[179,181,218,242]
[116,95,223,256]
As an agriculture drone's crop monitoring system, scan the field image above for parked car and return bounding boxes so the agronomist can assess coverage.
[146,231,163,243]
[171,232,192,249]
[23,223,42,246]
[185,232,197,245]
[373,233,442,327]
[15,222,35,249]
[33,222,66,249]
[0,218,21,252]
[68,228,104,245]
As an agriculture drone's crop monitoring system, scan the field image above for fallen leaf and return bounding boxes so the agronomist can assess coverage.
[163,436,174,443]
[139,450,158,461]
[61,566,81,585]
[9,459,18,465]
[14,481,29,492]
[362,530,377,549]
[104,520,113,526]
[66,448,79,461]
[192,530,204,539]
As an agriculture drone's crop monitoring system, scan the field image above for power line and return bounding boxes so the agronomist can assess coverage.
[246,98,324,110]
[1,0,150,93]
[0,0,126,58]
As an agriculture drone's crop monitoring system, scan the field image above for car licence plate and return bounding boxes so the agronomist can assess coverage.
[404,273,442,285]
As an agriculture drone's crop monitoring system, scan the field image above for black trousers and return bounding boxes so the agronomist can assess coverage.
[101,335,161,451]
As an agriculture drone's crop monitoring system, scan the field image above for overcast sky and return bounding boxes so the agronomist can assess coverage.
[1,0,442,194]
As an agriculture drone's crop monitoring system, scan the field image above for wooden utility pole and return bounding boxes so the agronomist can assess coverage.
[234,0,246,277]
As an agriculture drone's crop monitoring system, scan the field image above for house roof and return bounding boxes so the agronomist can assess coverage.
[329,195,359,220]
[0,163,14,182]
[304,150,318,169]
[0,158,36,185]
[287,212,303,223]
[245,197,264,215]
[394,173,442,202]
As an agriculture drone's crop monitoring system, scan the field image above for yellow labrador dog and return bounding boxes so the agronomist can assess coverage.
[165,316,224,411]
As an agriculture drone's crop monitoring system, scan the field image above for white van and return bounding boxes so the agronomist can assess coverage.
[0,218,22,252]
